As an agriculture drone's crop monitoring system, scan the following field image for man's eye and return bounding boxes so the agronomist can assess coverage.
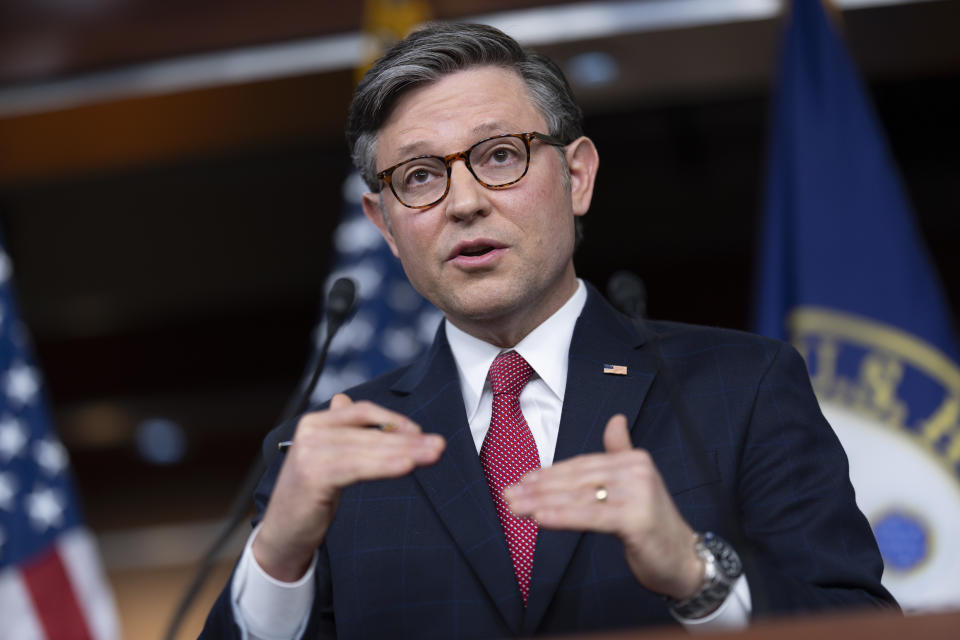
[401,165,442,187]
[489,147,519,163]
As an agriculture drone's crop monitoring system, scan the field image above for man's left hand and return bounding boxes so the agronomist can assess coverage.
[503,414,704,600]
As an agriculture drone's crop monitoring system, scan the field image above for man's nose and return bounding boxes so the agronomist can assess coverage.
[444,160,488,222]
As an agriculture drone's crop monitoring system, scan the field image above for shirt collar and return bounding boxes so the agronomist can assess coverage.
[445,279,588,420]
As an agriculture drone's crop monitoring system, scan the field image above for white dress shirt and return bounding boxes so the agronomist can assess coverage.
[232,280,750,638]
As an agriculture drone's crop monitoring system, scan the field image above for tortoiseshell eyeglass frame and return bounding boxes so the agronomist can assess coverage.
[376,131,568,209]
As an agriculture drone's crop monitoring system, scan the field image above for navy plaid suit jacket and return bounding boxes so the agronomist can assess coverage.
[202,283,894,638]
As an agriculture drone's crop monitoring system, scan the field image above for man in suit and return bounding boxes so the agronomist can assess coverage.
[203,22,895,639]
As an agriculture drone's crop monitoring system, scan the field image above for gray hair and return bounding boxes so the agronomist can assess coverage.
[346,22,584,191]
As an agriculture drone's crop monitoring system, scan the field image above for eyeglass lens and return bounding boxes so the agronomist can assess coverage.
[392,135,528,207]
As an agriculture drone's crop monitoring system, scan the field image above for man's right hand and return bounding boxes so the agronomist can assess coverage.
[252,393,446,581]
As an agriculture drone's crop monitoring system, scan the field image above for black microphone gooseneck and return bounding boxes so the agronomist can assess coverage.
[164,277,358,640]
[606,271,768,617]
[278,276,358,429]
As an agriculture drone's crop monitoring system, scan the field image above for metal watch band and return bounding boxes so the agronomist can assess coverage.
[666,532,744,619]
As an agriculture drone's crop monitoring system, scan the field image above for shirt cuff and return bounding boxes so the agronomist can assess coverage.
[231,524,317,640]
[674,574,751,633]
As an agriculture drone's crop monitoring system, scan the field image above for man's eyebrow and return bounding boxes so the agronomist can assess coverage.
[391,122,516,159]
[394,140,431,158]
[471,121,512,135]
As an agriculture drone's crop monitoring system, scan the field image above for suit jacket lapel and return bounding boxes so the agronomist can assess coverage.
[523,285,659,634]
[390,325,525,635]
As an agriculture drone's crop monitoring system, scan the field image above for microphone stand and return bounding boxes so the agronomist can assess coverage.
[163,278,357,640]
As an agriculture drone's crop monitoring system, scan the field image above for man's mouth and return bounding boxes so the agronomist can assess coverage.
[449,239,505,260]
[460,245,494,257]
[448,239,507,265]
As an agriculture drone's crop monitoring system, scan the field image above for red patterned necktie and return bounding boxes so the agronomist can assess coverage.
[480,350,541,606]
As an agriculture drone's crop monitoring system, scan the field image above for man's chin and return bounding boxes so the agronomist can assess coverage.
[438,286,520,322]
[437,271,574,325]
[444,297,516,324]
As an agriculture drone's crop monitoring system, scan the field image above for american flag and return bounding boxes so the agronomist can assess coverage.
[0,239,119,639]
[308,171,442,404]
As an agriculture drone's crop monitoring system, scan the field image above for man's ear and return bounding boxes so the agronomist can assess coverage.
[565,136,599,217]
[362,192,400,258]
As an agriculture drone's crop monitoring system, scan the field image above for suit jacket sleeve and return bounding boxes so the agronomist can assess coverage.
[731,341,895,613]
[199,412,338,639]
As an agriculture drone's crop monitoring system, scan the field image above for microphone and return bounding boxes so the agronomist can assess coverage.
[164,277,358,640]
[280,277,358,425]
[326,277,358,337]
[607,270,647,319]
[606,272,768,616]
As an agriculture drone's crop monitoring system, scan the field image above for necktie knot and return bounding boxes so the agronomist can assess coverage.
[488,350,533,398]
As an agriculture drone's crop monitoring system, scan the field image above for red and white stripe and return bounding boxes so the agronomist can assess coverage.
[0,528,119,640]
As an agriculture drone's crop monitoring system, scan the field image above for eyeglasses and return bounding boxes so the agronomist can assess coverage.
[376,131,567,209]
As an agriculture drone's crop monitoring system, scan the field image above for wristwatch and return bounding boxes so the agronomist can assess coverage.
[666,532,743,619]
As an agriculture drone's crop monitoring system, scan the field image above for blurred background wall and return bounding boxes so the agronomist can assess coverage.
[1,0,958,637]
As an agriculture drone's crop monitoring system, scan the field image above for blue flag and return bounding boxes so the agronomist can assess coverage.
[308,171,442,405]
[755,0,960,611]
[0,234,119,638]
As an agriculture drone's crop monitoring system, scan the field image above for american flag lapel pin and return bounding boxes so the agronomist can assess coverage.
[603,364,628,375]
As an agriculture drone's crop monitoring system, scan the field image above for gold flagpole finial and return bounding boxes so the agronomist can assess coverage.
[357,0,434,83]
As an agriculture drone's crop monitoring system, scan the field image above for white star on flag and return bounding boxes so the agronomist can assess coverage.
[34,437,69,476]
[26,486,65,532]
[0,415,27,461]
[0,471,16,510]
[3,362,40,406]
